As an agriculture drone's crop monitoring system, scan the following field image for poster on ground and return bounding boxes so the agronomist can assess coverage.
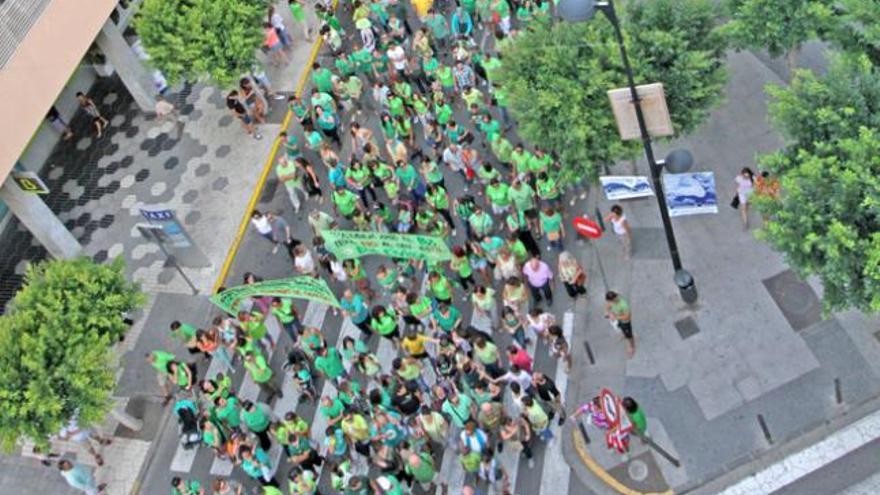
[599,176,654,200]
[211,276,340,314]
[322,230,452,263]
[662,172,718,217]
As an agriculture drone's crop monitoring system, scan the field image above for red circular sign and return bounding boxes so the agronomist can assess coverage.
[573,216,602,239]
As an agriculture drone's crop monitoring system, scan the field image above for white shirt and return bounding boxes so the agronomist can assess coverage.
[294,251,316,274]
[387,46,407,70]
[611,214,628,236]
[270,12,286,30]
[251,216,272,234]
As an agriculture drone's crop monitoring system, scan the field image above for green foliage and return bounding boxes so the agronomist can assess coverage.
[137,0,266,87]
[826,0,880,65]
[721,0,834,58]
[495,0,727,185]
[755,128,880,313]
[0,258,144,449]
[764,55,880,171]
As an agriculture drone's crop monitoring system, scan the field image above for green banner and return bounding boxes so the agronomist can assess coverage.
[211,277,340,314]
[322,230,452,262]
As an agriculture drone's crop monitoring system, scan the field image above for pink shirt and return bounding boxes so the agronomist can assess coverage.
[509,348,533,373]
[522,261,553,288]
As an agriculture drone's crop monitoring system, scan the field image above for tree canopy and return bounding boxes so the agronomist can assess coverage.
[495,0,727,185]
[756,55,880,313]
[721,0,833,67]
[137,0,266,87]
[0,258,143,449]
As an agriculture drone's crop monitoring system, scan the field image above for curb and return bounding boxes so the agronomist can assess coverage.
[571,428,675,495]
[211,5,335,295]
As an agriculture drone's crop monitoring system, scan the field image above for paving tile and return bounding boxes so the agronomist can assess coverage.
[762,269,823,331]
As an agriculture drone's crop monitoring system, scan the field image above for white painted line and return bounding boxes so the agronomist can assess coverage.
[204,354,224,379]
[265,313,282,343]
[303,302,330,327]
[436,445,466,495]
[209,456,234,476]
[272,373,301,416]
[169,443,199,473]
[309,318,358,446]
[376,338,396,374]
[720,390,880,494]
[538,312,573,495]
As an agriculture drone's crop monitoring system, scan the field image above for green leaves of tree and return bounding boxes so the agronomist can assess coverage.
[495,0,727,186]
[137,0,266,87]
[721,0,834,58]
[757,56,880,313]
[0,258,143,450]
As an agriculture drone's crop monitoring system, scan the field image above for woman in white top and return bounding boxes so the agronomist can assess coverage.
[604,204,632,259]
[734,167,755,229]
[292,245,317,276]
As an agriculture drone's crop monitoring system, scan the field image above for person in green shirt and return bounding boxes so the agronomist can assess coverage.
[485,178,511,215]
[332,186,362,219]
[146,350,175,400]
[240,400,274,450]
[426,184,455,231]
[169,320,198,353]
[271,297,301,343]
[529,149,553,176]
[424,8,450,48]
[507,179,539,231]
[490,135,514,166]
[405,452,437,488]
[432,302,463,335]
[468,205,495,239]
[437,65,455,92]
[623,397,648,435]
[213,395,241,431]
[243,352,282,400]
[406,292,433,331]
[539,206,565,251]
[434,99,453,126]
[420,156,445,187]
[478,113,501,143]
[314,346,347,384]
[536,171,561,206]
[311,62,334,93]
[370,305,400,345]
[510,144,534,178]
[604,290,635,356]
[276,154,305,213]
[428,271,454,305]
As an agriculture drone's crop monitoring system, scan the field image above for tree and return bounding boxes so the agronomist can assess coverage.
[495,0,727,185]
[764,55,880,171]
[721,0,834,72]
[0,258,143,449]
[755,128,880,313]
[826,0,880,65]
[136,0,266,87]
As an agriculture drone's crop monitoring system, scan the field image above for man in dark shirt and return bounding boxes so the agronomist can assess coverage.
[532,372,566,425]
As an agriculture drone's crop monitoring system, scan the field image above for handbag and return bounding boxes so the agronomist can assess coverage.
[730,195,740,209]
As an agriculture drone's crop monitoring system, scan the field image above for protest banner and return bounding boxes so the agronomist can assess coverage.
[321,230,452,262]
[211,276,340,314]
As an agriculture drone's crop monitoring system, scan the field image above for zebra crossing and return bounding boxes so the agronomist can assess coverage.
[160,294,578,494]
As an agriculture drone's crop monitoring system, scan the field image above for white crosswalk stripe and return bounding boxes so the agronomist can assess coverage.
[539,312,574,495]
[169,442,199,473]
[309,316,358,446]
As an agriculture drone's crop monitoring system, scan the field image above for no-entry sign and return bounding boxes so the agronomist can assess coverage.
[573,216,602,239]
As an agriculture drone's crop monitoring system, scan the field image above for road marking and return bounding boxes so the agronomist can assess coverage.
[309,317,358,446]
[436,446,466,495]
[170,443,200,473]
[538,312,574,495]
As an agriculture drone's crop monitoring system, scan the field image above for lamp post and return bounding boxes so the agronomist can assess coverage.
[557,0,697,303]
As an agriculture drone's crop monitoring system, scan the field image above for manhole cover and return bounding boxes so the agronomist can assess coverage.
[778,282,815,315]
[628,459,649,481]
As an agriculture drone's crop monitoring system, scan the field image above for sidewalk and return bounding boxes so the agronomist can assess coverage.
[0,13,319,495]
[561,50,880,494]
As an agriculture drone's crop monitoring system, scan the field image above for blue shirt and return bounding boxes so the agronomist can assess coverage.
[329,165,346,188]
[341,294,369,323]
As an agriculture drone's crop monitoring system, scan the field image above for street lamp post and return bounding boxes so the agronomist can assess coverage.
[558,0,697,303]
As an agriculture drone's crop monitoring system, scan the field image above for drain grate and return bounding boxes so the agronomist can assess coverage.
[674,316,700,340]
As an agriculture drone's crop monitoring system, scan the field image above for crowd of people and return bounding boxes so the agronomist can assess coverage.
[142,0,651,494]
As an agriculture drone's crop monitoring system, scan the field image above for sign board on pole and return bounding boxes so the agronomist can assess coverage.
[572,216,602,239]
[662,172,718,217]
[607,83,674,140]
[12,171,49,194]
[139,207,211,267]
[599,176,654,200]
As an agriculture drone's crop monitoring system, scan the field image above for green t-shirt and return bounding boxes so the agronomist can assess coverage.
[216,397,241,428]
[611,298,630,320]
[242,405,271,432]
[406,453,436,483]
[435,103,453,125]
[334,190,358,216]
[432,305,462,333]
[540,211,563,234]
[315,347,345,379]
[508,184,536,212]
[431,276,453,300]
[438,66,454,88]
[371,312,398,336]
[312,68,334,93]
[150,350,175,373]
[396,164,419,189]
[245,354,273,383]
[321,397,345,421]
[276,159,300,189]
[486,183,511,207]
[629,408,647,434]
[474,341,499,364]
[428,187,449,210]
[173,323,197,342]
[537,176,559,200]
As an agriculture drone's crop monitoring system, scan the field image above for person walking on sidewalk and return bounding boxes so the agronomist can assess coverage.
[604,290,635,357]
[76,91,108,138]
[58,460,106,495]
[604,204,632,260]
[623,396,647,436]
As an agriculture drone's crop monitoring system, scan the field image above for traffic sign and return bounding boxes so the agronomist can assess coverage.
[573,216,602,239]
[12,172,49,194]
